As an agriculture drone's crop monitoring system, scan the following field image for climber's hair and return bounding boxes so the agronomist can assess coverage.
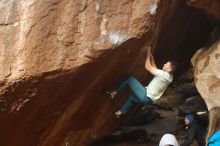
[169,60,178,73]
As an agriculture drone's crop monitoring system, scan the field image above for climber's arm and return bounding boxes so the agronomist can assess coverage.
[145,46,157,75]
[150,52,157,68]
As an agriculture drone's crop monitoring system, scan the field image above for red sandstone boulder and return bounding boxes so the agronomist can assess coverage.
[0,0,216,146]
[187,0,220,20]
[0,1,182,146]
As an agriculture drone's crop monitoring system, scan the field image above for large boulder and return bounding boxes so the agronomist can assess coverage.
[192,33,220,110]
[188,0,220,109]
[0,0,214,146]
[0,1,164,146]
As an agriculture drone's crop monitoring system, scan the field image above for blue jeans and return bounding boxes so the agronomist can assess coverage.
[116,75,152,113]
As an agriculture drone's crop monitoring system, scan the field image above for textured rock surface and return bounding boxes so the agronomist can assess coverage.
[0,1,163,145]
[192,37,220,110]
[187,0,220,109]
[0,0,214,146]
[187,0,220,20]
[1,0,151,82]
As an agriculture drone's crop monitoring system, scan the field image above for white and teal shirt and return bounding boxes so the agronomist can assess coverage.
[146,69,173,101]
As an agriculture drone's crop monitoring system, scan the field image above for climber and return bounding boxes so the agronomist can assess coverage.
[104,46,178,118]
[180,114,206,146]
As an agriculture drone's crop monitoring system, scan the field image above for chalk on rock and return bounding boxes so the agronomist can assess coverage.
[148,3,158,15]
[108,32,129,45]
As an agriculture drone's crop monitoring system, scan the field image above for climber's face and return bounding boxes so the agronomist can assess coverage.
[162,61,172,73]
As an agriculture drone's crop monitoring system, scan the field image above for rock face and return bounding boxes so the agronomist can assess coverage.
[188,0,220,110]
[1,0,152,82]
[192,31,220,110]
[0,1,164,146]
[187,0,220,20]
[0,0,215,146]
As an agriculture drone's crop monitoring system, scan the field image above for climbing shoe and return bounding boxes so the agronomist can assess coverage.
[103,90,115,98]
[114,111,122,118]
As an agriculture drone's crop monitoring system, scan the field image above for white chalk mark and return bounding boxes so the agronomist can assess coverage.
[148,3,157,15]
[95,2,99,11]
[13,22,18,27]
[12,0,33,79]
[100,15,107,35]
[108,32,129,45]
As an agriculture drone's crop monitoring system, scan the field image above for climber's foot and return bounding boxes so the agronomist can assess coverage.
[103,90,117,99]
[113,110,122,119]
